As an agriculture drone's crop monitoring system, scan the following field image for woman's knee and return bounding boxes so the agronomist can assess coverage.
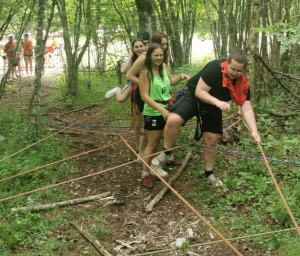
[165,113,183,130]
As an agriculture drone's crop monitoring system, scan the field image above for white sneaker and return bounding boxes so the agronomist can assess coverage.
[151,152,174,167]
[121,82,132,93]
[206,174,223,186]
[150,165,168,177]
[105,87,120,99]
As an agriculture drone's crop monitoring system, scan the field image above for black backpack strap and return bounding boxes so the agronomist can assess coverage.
[194,100,203,141]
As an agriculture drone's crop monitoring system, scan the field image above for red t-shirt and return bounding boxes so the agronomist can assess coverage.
[4,41,17,60]
[23,40,33,56]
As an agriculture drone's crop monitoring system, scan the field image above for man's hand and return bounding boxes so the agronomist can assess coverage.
[216,101,231,112]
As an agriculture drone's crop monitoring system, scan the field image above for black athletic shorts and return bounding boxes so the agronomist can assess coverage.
[131,86,144,113]
[144,115,166,131]
[170,88,223,134]
[1,55,6,60]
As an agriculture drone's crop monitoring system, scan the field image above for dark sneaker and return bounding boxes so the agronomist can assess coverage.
[165,158,182,166]
[206,173,223,186]
[142,174,153,188]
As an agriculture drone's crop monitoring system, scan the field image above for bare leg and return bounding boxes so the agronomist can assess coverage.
[138,134,147,155]
[143,129,163,172]
[24,56,29,75]
[132,107,143,151]
[202,132,220,171]
[163,112,185,149]
[115,86,131,103]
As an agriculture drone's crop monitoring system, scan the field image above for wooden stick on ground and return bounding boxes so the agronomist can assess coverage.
[145,152,192,212]
[71,222,112,256]
[11,192,112,212]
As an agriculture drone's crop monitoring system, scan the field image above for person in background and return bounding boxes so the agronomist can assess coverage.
[139,43,190,188]
[0,36,7,75]
[152,49,260,187]
[22,33,34,76]
[4,34,17,80]
[45,35,54,68]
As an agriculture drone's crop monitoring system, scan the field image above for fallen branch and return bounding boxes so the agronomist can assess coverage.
[63,102,101,114]
[71,222,112,256]
[11,192,112,212]
[145,152,192,212]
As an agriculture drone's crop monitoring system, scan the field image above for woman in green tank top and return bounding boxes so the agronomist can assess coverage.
[138,43,190,188]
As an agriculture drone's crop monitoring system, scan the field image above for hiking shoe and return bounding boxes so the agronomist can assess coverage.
[142,174,153,188]
[105,87,120,99]
[165,158,182,166]
[121,81,132,93]
[150,165,168,177]
[151,152,174,167]
[206,174,223,187]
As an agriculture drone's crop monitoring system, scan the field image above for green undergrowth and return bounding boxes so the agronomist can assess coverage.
[179,104,300,253]
[1,62,300,255]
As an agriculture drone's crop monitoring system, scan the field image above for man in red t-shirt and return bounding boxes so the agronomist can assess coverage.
[4,34,17,79]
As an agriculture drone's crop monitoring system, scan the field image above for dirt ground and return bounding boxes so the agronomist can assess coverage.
[3,69,266,256]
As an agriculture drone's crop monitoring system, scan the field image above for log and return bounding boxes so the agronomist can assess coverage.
[11,192,112,212]
[145,152,192,212]
[71,222,112,256]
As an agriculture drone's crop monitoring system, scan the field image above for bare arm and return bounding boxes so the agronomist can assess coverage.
[126,55,146,85]
[240,101,260,142]
[164,64,190,85]
[120,55,132,73]
[195,77,231,112]
[139,69,169,119]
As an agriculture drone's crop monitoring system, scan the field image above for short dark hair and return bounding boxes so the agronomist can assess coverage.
[24,33,29,37]
[228,49,249,68]
[137,31,150,43]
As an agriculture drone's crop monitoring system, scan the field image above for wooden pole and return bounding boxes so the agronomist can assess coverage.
[11,192,112,212]
[145,152,192,212]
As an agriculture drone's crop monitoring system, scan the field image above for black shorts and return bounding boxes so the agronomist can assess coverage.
[131,86,144,112]
[2,55,6,60]
[170,89,198,122]
[170,88,223,134]
[199,103,223,134]
[144,115,166,131]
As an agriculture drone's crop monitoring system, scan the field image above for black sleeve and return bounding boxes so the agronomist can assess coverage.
[201,61,221,89]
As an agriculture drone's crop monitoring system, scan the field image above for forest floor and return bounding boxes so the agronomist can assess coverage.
[2,66,270,256]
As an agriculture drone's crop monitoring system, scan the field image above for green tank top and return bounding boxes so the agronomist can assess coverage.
[143,68,171,116]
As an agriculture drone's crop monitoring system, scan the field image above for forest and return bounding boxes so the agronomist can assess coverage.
[0,0,300,255]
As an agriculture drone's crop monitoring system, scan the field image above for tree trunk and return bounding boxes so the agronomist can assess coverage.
[135,0,154,34]
[57,0,92,96]
[28,0,55,124]
[204,0,219,58]
[247,0,261,103]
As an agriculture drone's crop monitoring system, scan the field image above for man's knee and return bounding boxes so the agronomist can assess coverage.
[203,132,220,147]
